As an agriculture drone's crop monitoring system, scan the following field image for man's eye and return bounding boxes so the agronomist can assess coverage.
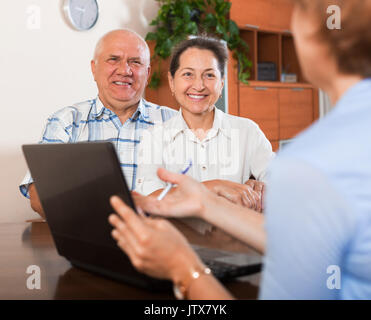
[131,60,142,65]
[183,72,192,77]
[205,73,215,78]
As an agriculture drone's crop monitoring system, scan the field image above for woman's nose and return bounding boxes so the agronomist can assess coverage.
[192,76,205,91]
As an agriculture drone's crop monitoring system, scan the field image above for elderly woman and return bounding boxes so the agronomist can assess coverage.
[109,0,371,299]
[136,37,274,213]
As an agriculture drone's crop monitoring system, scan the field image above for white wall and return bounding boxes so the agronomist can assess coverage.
[0,0,159,223]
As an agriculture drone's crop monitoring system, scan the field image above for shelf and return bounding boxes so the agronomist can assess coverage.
[238,26,307,85]
[241,81,314,89]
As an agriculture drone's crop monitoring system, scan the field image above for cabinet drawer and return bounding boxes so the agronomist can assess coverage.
[239,86,279,141]
[279,88,313,139]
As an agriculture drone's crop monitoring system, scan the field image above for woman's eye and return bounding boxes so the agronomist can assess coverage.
[183,72,192,77]
[205,73,215,78]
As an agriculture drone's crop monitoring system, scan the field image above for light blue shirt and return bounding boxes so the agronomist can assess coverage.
[20,97,176,197]
[260,79,371,299]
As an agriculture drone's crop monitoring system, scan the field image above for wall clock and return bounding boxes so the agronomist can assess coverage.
[63,0,99,31]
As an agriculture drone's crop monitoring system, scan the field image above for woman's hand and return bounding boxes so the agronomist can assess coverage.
[204,179,262,212]
[244,179,265,212]
[108,195,202,281]
[132,167,216,219]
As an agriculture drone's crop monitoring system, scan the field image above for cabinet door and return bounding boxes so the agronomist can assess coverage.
[230,0,293,31]
[239,86,279,141]
[279,88,313,139]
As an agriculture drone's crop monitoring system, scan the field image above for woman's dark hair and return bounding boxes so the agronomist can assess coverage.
[169,36,228,78]
[293,0,371,78]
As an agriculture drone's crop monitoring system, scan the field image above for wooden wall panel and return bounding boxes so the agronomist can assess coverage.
[227,50,240,116]
[145,41,179,110]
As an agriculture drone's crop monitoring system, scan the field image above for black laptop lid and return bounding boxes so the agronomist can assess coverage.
[22,142,135,248]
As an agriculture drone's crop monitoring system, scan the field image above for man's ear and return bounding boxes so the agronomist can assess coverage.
[146,65,151,85]
[91,60,96,81]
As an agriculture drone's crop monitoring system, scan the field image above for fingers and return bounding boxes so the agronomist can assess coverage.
[110,218,145,271]
[242,187,258,210]
[109,196,149,241]
[157,167,186,185]
[243,180,264,212]
[251,181,265,213]
[240,190,253,208]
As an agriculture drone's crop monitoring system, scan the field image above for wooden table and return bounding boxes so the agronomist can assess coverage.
[0,221,261,299]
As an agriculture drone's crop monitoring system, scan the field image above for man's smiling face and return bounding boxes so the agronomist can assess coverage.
[91,31,150,111]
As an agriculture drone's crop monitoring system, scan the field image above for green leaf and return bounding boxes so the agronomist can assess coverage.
[147,0,252,87]
[228,20,239,38]
[149,71,161,89]
[145,32,157,41]
[185,21,198,34]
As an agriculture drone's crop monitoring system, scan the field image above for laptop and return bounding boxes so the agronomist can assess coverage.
[22,142,262,291]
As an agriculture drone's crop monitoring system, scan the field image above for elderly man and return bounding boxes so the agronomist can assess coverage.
[19,29,177,218]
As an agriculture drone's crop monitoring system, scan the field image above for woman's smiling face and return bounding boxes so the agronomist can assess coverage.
[168,47,224,115]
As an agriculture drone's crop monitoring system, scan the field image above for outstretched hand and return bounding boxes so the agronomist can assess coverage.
[108,195,201,281]
[132,167,214,219]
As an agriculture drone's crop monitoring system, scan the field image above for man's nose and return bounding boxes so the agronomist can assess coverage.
[116,60,133,76]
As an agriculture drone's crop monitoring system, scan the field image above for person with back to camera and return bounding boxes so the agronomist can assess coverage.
[109,0,371,299]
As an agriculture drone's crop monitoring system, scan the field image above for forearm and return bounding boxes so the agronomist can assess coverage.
[187,273,234,300]
[29,184,45,218]
[202,193,266,254]
[171,247,233,300]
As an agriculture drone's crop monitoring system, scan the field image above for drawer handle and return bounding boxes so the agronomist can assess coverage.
[255,87,268,91]
[292,88,304,91]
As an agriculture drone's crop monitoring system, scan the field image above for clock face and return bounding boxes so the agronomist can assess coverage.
[64,0,99,31]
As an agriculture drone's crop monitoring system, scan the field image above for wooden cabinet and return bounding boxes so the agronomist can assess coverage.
[230,0,293,31]
[239,86,279,141]
[145,0,319,152]
[279,88,313,139]
[228,0,319,151]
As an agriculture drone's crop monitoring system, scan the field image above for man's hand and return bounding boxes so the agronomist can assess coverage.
[204,180,262,212]
[244,180,266,212]
[29,184,45,218]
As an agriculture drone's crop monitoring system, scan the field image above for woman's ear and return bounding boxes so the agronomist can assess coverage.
[168,72,175,96]
[220,77,225,95]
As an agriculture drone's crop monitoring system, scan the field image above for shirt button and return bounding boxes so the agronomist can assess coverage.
[201,144,205,149]
[137,178,143,184]
[202,165,207,171]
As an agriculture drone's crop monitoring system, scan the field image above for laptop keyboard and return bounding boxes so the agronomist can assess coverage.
[203,259,262,280]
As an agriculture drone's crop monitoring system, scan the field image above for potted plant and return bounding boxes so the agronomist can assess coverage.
[146,0,252,88]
